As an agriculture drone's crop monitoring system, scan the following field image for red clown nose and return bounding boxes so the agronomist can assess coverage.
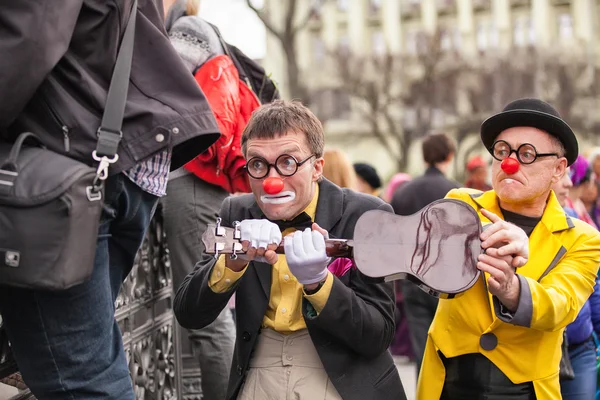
[263,177,284,194]
[501,158,520,175]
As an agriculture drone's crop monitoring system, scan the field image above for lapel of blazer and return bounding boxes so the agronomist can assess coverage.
[471,190,574,328]
[248,201,272,299]
[518,191,573,282]
[314,179,344,234]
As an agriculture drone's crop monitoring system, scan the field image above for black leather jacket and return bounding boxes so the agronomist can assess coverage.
[0,0,220,173]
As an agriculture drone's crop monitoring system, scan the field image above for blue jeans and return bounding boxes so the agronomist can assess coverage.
[561,337,598,400]
[0,174,158,399]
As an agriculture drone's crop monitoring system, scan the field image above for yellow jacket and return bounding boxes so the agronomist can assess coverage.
[417,188,600,400]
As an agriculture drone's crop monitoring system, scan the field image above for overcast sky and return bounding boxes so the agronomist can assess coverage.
[200,0,266,59]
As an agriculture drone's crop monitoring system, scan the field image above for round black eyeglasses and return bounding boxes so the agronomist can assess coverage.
[244,154,316,179]
[490,140,560,165]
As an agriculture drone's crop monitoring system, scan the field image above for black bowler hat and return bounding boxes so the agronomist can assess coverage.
[480,98,578,166]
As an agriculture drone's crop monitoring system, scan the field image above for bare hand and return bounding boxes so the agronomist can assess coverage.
[477,252,520,311]
[480,209,529,268]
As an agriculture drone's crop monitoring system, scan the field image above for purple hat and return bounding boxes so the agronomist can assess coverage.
[569,155,592,186]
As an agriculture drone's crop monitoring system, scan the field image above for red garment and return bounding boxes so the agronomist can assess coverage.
[184,54,258,193]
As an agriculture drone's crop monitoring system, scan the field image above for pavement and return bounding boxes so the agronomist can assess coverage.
[395,356,417,400]
[0,358,418,400]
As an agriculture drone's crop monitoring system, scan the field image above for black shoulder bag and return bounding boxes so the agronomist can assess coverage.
[0,1,138,291]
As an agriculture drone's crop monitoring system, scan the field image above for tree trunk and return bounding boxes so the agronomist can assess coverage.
[282,33,308,104]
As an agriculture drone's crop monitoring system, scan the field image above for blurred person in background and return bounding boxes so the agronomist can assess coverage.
[586,148,600,228]
[353,162,383,197]
[322,148,358,190]
[161,0,265,397]
[566,155,598,229]
[465,155,492,191]
[383,173,412,203]
[587,148,600,181]
[390,132,460,375]
[383,172,414,360]
[553,168,600,400]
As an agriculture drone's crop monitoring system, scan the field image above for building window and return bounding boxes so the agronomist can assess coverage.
[513,18,525,47]
[405,31,418,54]
[313,35,325,65]
[402,0,421,14]
[527,18,535,44]
[476,22,488,50]
[338,34,350,55]
[369,0,382,14]
[489,22,499,48]
[311,88,351,121]
[403,107,417,129]
[338,0,349,11]
[453,28,462,50]
[441,29,453,51]
[432,108,445,128]
[558,13,573,41]
[372,30,386,55]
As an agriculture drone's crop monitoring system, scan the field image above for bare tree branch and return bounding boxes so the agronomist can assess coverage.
[291,0,332,35]
[245,0,284,42]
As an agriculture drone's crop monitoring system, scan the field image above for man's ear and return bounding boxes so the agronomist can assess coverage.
[312,157,324,182]
[551,157,568,184]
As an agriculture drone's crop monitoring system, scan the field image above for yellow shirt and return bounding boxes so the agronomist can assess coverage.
[208,185,334,334]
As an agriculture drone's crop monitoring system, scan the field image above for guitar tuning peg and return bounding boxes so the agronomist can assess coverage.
[230,241,243,260]
[214,241,225,260]
[233,221,241,240]
[215,217,225,237]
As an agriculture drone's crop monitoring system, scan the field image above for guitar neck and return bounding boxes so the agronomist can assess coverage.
[274,238,353,258]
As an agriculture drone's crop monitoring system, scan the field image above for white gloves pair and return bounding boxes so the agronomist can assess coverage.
[237,220,329,285]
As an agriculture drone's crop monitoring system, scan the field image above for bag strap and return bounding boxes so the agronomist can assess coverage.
[92,0,138,184]
[206,22,256,94]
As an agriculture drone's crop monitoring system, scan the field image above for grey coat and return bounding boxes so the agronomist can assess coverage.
[174,179,407,400]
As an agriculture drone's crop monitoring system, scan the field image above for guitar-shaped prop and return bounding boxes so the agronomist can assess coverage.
[202,199,483,299]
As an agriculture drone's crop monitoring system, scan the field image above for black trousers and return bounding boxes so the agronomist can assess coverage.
[402,280,439,374]
[440,353,536,400]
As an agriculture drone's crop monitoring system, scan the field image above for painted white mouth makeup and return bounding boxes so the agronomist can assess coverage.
[261,191,296,204]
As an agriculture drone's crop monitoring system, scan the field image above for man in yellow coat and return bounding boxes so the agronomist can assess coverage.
[418,98,600,400]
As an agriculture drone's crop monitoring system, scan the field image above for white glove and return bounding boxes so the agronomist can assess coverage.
[284,228,330,285]
[236,219,281,263]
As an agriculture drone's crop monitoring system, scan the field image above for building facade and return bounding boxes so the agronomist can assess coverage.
[261,0,599,180]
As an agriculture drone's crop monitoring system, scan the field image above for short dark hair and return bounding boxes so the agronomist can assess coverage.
[422,133,456,165]
[241,100,325,158]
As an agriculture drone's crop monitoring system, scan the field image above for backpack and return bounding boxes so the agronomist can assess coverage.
[208,23,279,104]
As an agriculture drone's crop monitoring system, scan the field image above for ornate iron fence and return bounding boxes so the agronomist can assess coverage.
[116,204,179,399]
[1,205,206,400]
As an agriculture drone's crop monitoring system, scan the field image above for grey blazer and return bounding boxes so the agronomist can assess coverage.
[174,179,407,400]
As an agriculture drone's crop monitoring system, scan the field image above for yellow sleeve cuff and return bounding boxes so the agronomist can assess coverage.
[208,254,247,293]
[304,271,334,314]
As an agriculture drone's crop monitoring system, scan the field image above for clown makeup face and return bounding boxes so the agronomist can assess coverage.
[491,127,567,216]
[245,131,324,220]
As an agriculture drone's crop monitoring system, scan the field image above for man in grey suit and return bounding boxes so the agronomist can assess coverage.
[174,100,406,400]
